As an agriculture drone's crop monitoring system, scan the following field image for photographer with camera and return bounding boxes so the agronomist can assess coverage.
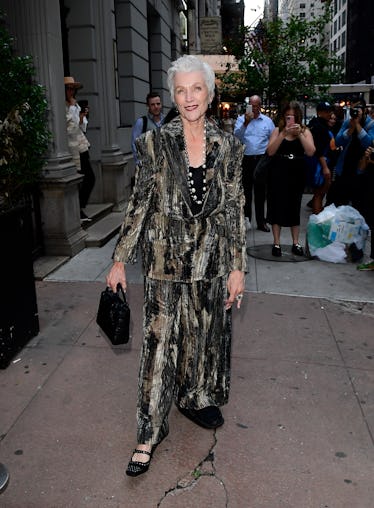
[64,77,96,223]
[332,98,374,209]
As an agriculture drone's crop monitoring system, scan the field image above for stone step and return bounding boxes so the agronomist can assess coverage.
[82,203,114,225]
[34,203,123,279]
[84,211,124,247]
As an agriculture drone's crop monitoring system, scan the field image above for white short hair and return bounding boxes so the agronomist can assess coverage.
[167,55,216,103]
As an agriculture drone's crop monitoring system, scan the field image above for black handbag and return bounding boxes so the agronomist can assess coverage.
[253,154,273,184]
[96,284,130,345]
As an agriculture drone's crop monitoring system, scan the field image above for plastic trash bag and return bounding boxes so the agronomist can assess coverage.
[329,205,369,251]
[307,204,336,254]
[313,242,347,263]
[306,204,368,263]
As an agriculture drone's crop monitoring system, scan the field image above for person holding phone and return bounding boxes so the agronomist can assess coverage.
[266,101,315,257]
[64,76,96,222]
[234,95,275,232]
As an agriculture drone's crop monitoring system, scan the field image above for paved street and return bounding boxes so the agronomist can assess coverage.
[1,195,373,507]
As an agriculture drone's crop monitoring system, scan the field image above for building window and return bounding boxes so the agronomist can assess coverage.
[341,31,345,47]
[300,3,306,8]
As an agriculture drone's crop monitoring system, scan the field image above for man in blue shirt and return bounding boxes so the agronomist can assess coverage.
[131,92,164,164]
[234,95,275,231]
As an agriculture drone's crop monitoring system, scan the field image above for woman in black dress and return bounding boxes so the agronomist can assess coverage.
[266,101,315,257]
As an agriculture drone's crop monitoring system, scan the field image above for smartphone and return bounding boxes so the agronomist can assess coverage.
[286,114,295,127]
[246,104,252,114]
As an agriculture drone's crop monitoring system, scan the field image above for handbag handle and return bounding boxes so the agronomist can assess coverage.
[116,283,127,302]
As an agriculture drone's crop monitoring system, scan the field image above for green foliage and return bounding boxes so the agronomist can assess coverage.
[0,10,50,211]
[222,1,342,110]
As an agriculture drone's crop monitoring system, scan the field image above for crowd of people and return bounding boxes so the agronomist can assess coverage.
[101,55,374,479]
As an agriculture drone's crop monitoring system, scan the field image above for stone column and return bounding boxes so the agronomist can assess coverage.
[1,0,87,256]
[92,0,129,211]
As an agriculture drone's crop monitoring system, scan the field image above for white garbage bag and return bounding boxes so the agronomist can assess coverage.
[307,204,368,263]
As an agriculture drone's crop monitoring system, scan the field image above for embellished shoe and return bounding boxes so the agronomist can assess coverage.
[126,448,152,477]
[178,405,224,429]
[291,243,304,256]
[272,244,282,257]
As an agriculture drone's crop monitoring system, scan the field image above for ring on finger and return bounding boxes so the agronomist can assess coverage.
[236,294,243,301]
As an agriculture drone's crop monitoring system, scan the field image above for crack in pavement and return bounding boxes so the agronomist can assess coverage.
[331,299,374,318]
[157,430,228,507]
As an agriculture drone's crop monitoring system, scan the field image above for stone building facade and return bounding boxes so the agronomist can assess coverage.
[0,0,212,257]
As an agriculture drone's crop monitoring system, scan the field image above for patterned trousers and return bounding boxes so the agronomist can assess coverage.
[136,275,232,446]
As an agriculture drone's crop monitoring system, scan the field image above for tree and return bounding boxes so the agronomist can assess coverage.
[221,2,342,112]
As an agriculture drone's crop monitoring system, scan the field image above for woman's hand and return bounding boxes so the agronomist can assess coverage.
[365,146,374,161]
[106,261,127,292]
[286,123,302,137]
[225,270,245,310]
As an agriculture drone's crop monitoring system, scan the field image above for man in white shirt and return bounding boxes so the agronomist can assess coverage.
[234,95,275,231]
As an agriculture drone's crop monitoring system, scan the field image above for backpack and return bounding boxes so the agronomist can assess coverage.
[141,115,147,134]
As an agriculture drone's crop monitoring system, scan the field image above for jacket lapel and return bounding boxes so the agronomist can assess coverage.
[162,119,192,208]
[161,117,226,216]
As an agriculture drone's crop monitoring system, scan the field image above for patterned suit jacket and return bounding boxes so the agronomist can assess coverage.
[113,116,247,282]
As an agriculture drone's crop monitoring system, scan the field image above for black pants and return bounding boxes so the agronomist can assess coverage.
[78,151,96,209]
[242,154,267,226]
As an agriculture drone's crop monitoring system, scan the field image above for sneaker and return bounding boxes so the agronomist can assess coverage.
[291,243,304,256]
[357,261,374,271]
[245,218,252,231]
[272,244,282,257]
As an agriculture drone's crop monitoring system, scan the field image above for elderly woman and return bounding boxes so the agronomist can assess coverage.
[106,55,247,477]
[266,101,315,257]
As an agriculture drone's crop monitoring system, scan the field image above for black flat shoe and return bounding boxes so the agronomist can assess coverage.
[126,448,152,477]
[257,223,270,232]
[291,243,304,256]
[272,244,282,257]
[178,405,224,429]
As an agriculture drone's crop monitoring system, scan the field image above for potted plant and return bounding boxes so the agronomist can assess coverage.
[0,10,50,368]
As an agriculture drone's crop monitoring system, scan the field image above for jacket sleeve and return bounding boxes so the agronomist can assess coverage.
[335,120,351,148]
[359,119,374,148]
[131,117,143,163]
[113,131,157,263]
[224,137,247,273]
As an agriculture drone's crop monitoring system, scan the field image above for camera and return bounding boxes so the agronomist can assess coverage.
[350,107,360,119]
[78,99,89,119]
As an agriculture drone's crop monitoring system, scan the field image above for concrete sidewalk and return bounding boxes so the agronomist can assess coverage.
[1,194,374,507]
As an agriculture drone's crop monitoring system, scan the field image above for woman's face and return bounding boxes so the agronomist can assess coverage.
[65,85,76,102]
[174,71,211,123]
[328,114,336,128]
